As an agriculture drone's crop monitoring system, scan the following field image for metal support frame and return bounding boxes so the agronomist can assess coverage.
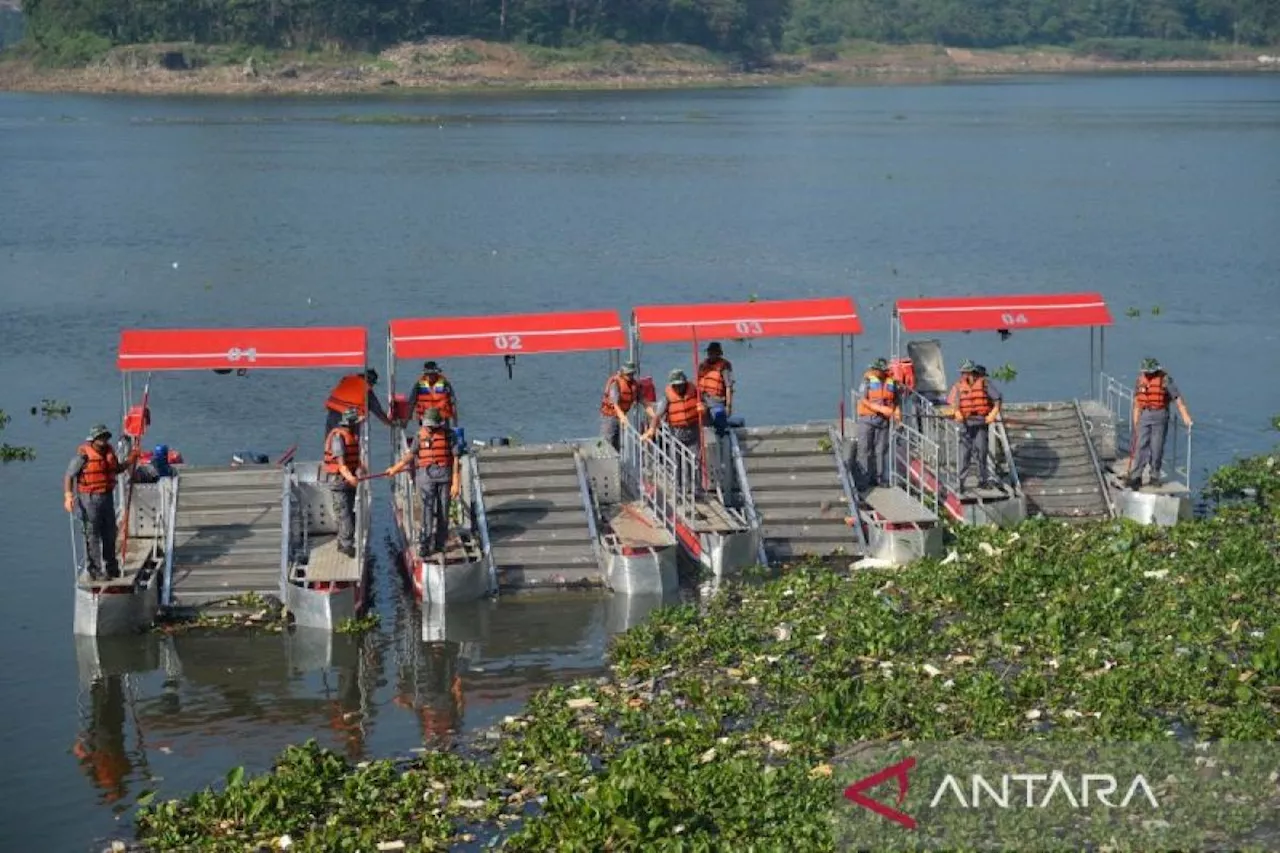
[830,425,870,549]
[464,454,496,595]
[1096,371,1191,492]
[573,450,607,572]
[728,431,768,566]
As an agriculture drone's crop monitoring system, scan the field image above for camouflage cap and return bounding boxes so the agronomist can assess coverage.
[870,358,888,371]
[668,369,688,384]
[339,407,362,425]
[421,407,443,426]
[620,362,637,375]
[87,423,112,441]
[1141,357,1161,373]
[960,359,977,373]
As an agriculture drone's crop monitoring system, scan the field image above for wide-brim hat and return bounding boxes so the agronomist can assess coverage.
[620,362,637,375]
[339,407,362,426]
[870,358,888,371]
[959,359,977,373]
[421,407,444,426]
[1141,357,1161,373]
[87,424,112,441]
[668,369,688,383]
[422,360,441,372]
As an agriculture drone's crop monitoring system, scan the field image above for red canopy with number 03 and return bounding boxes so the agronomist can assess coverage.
[387,310,627,359]
[117,327,368,372]
[893,292,1113,334]
[631,297,863,343]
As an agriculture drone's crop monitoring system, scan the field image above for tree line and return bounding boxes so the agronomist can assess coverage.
[18,0,1280,60]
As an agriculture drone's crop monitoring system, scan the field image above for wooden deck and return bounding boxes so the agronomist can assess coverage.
[76,537,158,590]
[606,503,673,548]
[691,499,749,534]
[296,536,360,582]
[862,487,938,525]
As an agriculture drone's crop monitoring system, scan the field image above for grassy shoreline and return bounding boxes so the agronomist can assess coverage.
[2,38,1277,97]
[125,444,1280,851]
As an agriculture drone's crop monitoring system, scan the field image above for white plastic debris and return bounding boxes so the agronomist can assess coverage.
[922,663,942,678]
[275,836,293,850]
[1025,709,1043,720]
[1143,569,1170,580]
[940,550,960,565]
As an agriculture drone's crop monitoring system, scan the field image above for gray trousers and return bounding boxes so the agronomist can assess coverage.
[855,419,890,490]
[329,485,356,549]
[667,426,702,495]
[418,479,452,554]
[77,492,119,577]
[958,419,990,483]
[601,416,621,452]
[1133,410,1169,482]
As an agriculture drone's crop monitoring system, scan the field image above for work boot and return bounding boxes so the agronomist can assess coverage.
[1125,476,1142,490]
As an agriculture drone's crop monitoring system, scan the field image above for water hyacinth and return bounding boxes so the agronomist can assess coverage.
[134,446,1280,851]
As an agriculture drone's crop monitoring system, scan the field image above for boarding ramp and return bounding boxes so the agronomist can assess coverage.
[473,443,603,588]
[165,466,285,613]
[619,415,755,575]
[897,389,1027,527]
[733,424,865,563]
[1001,401,1114,523]
[1086,372,1192,525]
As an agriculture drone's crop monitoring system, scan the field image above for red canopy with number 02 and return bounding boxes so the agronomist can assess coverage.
[117,327,368,372]
[387,310,627,359]
[631,297,863,343]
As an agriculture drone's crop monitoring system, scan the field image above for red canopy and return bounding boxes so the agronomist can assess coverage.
[632,297,862,344]
[388,310,626,359]
[117,327,368,372]
[895,293,1113,333]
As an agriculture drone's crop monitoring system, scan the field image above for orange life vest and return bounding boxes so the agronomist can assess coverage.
[697,357,730,400]
[599,373,637,417]
[856,371,898,418]
[326,374,368,415]
[323,427,362,476]
[77,443,119,494]
[414,374,455,419]
[1136,373,1169,410]
[955,376,993,418]
[665,384,700,428]
[889,357,915,391]
[415,426,455,470]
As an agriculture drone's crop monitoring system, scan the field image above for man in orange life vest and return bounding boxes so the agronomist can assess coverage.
[324,368,391,438]
[643,370,707,492]
[324,408,364,557]
[855,358,901,490]
[386,407,461,559]
[406,361,459,428]
[64,424,136,580]
[1128,357,1193,489]
[946,361,1003,491]
[697,342,734,436]
[600,361,652,451]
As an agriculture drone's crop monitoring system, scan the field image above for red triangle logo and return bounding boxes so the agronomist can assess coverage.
[843,756,917,830]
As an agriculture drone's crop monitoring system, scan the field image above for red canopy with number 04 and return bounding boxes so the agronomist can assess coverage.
[632,297,863,343]
[117,327,368,372]
[894,293,1113,334]
[388,311,627,359]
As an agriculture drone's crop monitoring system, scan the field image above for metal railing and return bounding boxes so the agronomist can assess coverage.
[887,416,946,514]
[280,464,294,600]
[1073,400,1118,519]
[727,431,768,566]
[896,388,1021,496]
[829,425,870,548]
[573,450,607,571]
[619,414,692,540]
[463,454,496,594]
[1097,371,1192,491]
[160,475,179,607]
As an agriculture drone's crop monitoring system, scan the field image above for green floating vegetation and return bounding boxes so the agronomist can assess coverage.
[153,592,285,634]
[136,444,1280,851]
[31,398,72,419]
[0,408,35,462]
[1126,307,1142,318]
[989,362,1018,382]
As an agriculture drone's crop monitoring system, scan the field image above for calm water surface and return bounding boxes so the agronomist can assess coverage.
[1,74,1278,849]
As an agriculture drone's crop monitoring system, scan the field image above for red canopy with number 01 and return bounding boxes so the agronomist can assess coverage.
[632,297,863,344]
[117,327,368,372]
[894,293,1113,334]
[388,311,627,359]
